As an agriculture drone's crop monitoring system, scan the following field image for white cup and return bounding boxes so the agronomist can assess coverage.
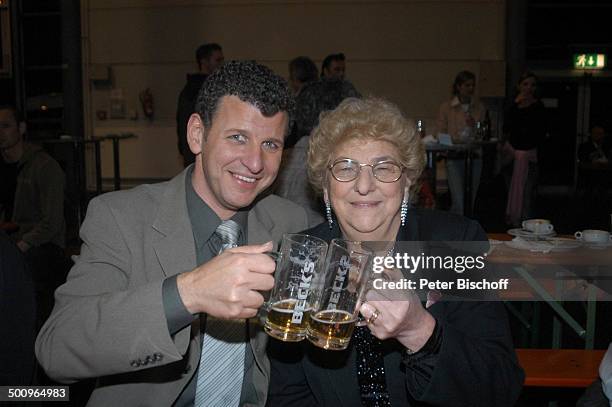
[574,229,612,244]
[522,219,554,234]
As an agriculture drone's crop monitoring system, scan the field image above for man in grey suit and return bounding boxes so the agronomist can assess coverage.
[36,61,319,406]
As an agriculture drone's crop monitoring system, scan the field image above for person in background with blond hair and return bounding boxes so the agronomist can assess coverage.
[436,70,486,215]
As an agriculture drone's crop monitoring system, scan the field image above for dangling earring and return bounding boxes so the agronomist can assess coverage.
[400,191,409,227]
[325,200,334,229]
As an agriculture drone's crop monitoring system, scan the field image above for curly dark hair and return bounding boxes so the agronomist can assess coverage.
[289,56,318,84]
[195,60,295,134]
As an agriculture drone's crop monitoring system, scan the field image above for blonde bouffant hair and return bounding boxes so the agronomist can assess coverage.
[307,97,425,195]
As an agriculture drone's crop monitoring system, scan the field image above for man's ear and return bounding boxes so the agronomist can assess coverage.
[187,113,205,155]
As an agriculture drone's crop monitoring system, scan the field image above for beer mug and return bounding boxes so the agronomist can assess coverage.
[264,234,328,342]
[306,239,372,350]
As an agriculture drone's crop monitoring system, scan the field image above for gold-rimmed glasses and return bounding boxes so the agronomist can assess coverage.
[328,159,404,183]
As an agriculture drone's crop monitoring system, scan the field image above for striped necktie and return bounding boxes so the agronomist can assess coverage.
[195,219,246,407]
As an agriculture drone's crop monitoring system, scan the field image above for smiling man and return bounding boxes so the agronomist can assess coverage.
[35,61,319,407]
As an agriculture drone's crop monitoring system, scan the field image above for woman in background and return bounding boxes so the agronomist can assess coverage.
[436,70,486,215]
[502,71,547,226]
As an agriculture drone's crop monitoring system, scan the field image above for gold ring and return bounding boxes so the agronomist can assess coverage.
[367,308,381,325]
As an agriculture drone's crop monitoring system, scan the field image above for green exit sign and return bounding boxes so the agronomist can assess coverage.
[574,54,606,70]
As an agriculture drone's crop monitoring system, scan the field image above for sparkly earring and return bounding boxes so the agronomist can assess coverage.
[325,200,333,229]
[400,192,409,227]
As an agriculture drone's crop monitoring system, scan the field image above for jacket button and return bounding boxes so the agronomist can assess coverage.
[154,353,163,361]
[146,355,154,364]
[130,360,140,368]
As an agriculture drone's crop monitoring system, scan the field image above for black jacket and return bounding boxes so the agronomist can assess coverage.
[176,73,208,167]
[0,231,36,385]
[267,208,524,406]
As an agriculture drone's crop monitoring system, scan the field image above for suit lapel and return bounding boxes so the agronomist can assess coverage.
[247,207,274,245]
[246,207,274,377]
[151,169,197,278]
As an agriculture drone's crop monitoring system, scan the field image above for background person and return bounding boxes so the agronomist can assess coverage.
[577,124,612,228]
[275,75,360,213]
[0,105,66,330]
[321,52,346,80]
[287,56,318,97]
[436,70,486,215]
[579,124,610,166]
[501,71,547,226]
[176,43,224,167]
[268,97,523,407]
[577,343,612,407]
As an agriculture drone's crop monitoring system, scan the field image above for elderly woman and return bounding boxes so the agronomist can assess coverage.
[267,97,523,406]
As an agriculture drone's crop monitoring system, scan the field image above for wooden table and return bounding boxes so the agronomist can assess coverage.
[487,233,612,349]
[517,348,605,387]
[425,140,497,217]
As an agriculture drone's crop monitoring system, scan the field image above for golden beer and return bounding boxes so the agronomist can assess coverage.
[265,299,312,342]
[306,309,357,350]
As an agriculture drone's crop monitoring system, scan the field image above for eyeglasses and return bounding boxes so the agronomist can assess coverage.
[328,159,404,183]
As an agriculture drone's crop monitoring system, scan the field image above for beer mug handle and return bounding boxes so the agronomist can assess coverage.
[265,251,281,263]
[262,251,281,310]
[354,298,369,327]
[355,315,368,327]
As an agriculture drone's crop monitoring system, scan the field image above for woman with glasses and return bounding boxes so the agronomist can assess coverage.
[267,97,523,406]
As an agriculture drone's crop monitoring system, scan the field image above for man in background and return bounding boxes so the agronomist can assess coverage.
[275,72,360,214]
[577,124,611,226]
[176,43,224,167]
[321,52,346,80]
[579,124,610,166]
[0,105,65,329]
[288,56,318,97]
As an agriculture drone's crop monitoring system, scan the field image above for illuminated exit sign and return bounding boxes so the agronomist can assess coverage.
[574,54,606,70]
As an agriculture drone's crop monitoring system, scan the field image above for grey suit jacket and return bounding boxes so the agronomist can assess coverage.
[35,168,319,406]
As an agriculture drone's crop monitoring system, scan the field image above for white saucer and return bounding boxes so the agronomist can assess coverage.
[581,240,612,249]
[505,237,580,253]
[507,228,556,239]
[546,237,582,250]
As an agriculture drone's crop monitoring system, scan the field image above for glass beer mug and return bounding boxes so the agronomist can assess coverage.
[306,239,372,350]
[264,234,328,342]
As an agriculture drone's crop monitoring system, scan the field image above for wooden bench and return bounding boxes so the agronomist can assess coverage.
[517,348,605,387]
